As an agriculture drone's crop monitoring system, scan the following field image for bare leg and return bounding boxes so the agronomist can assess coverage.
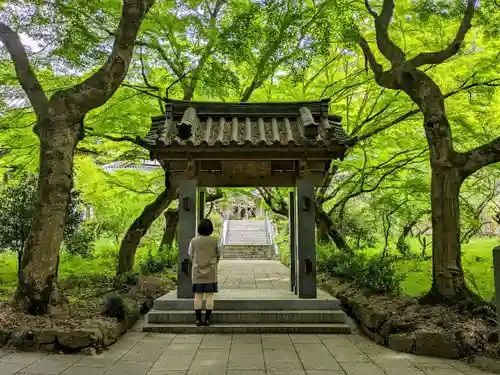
[204,292,214,325]
[194,292,203,326]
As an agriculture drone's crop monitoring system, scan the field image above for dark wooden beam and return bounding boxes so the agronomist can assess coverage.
[151,99,335,121]
[152,148,344,161]
[170,171,327,187]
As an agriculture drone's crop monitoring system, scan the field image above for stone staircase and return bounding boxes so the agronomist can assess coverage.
[142,289,352,334]
[222,220,276,259]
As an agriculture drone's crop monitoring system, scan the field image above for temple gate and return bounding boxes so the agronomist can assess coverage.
[141,99,349,299]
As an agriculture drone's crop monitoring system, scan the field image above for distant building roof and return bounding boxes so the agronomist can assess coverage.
[102,160,161,173]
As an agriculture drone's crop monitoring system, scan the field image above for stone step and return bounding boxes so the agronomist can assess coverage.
[222,255,276,260]
[226,234,268,238]
[147,309,346,324]
[227,220,266,226]
[226,232,268,237]
[142,323,351,334]
[153,297,341,311]
[227,226,266,231]
[225,241,270,246]
[222,245,275,259]
[226,231,268,236]
[222,255,275,260]
[223,245,273,250]
[226,240,270,245]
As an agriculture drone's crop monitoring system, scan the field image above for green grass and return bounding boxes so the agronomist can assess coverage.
[397,237,499,300]
[280,236,499,301]
[0,236,173,299]
[1,236,498,302]
[359,236,498,300]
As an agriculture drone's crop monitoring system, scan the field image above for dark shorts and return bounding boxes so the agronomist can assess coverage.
[192,282,218,293]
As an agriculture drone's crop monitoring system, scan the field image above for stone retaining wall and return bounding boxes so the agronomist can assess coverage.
[0,309,140,354]
[319,275,498,360]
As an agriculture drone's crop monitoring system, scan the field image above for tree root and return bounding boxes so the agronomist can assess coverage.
[419,287,487,313]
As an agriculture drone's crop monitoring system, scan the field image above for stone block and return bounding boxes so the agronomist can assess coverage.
[57,328,103,349]
[374,332,386,346]
[414,330,460,359]
[34,329,57,344]
[0,328,11,344]
[387,333,415,353]
[379,317,415,337]
[359,323,375,340]
[40,343,57,352]
[360,306,388,331]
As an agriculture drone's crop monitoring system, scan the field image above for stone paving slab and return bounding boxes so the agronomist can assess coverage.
[1,332,496,375]
[3,261,497,374]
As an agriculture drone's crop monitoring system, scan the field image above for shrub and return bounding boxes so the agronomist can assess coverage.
[64,224,96,258]
[139,258,165,275]
[317,244,403,294]
[317,245,367,281]
[158,247,178,269]
[358,254,404,293]
[278,241,291,266]
[103,294,126,321]
[125,272,139,286]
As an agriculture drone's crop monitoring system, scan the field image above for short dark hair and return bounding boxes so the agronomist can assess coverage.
[197,219,214,236]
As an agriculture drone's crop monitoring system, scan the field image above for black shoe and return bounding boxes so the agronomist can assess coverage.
[204,309,212,326]
[195,309,202,326]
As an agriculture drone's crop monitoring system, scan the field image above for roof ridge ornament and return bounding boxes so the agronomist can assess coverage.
[298,106,319,139]
[177,106,198,140]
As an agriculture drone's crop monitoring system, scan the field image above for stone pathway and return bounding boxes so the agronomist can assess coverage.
[0,261,496,374]
[0,332,494,375]
[218,260,290,290]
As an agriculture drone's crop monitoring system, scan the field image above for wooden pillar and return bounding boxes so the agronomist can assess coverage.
[493,246,500,343]
[289,191,296,293]
[177,179,197,299]
[198,188,206,221]
[295,177,317,298]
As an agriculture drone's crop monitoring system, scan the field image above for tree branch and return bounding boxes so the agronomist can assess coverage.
[206,188,224,202]
[368,0,405,65]
[408,0,476,67]
[358,36,383,77]
[61,0,155,114]
[256,188,288,216]
[0,23,49,118]
[460,137,500,179]
[90,132,144,147]
[328,148,427,216]
[184,0,226,100]
[351,77,500,145]
[122,83,165,100]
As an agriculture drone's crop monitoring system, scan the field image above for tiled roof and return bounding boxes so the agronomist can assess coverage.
[141,99,349,150]
[102,160,161,173]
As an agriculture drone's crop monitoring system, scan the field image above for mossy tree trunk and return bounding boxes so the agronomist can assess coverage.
[0,0,156,315]
[117,188,175,275]
[359,0,500,303]
[158,208,179,252]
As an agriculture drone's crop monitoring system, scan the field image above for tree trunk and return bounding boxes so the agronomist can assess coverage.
[50,253,66,306]
[117,188,173,275]
[315,204,351,252]
[396,218,420,255]
[316,219,331,243]
[396,210,430,255]
[17,250,22,280]
[423,162,471,302]
[16,122,78,315]
[158,208,179,252]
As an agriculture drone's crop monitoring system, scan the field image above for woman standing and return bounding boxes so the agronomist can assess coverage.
[188,219,221,326]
